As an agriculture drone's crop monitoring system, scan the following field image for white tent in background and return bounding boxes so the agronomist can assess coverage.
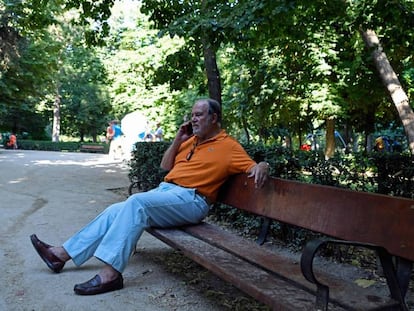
[121,111,148,139]
[120,111,148,159]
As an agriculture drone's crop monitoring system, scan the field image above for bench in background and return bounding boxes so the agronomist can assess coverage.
[146,174,414,310]
[79,144,106,153]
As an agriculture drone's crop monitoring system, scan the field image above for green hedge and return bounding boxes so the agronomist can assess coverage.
[128,141,414,198]
[16,140,109,153]
[128,141,414,255]
[128,142,170,192]
[14,138,413,258]
[8,137,413,266]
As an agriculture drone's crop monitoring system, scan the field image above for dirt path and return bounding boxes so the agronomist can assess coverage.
[2,149,411,311]
[0,150,265,311]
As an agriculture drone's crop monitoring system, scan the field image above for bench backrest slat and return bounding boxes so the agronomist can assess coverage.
[218,174,414,261]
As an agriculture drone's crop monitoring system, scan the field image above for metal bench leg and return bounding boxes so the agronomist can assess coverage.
[301,239,330,311]
[256,217,271,245]
[396,257,412,299]
[301,239,412,311]
[377,249,410,311]
[316,284,329,311]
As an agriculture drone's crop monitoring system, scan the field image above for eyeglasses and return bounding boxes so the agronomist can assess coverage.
[186,143,196,161]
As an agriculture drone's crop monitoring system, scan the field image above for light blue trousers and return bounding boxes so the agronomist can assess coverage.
[63,182,210,273]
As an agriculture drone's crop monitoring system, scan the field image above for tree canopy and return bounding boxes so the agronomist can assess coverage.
[0,0,413,153]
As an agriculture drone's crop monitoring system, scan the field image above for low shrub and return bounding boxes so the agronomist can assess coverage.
[128,141,414,251]
[128,142,170,192]
[14,140,108,153]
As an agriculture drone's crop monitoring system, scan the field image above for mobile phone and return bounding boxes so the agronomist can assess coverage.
[186,123,193,135]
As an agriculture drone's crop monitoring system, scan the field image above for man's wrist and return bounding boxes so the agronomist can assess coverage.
[259,161,270,169]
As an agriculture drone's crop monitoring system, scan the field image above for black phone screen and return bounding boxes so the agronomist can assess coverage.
[186,123,193,135]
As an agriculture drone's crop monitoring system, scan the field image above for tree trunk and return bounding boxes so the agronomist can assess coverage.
[202,40,222,105]
[52,91,60,142]
[325,118,336,159]
[360,29,414,154]
[92,132,97,143]
[201,0,221,105]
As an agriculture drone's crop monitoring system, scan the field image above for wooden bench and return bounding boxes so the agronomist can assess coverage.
[80,144,105,153]
[146,174,414,310]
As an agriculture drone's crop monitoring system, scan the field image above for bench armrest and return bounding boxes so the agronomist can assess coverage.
[300,238,410,311]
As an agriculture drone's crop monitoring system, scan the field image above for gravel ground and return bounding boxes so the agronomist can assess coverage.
[1,149,412,311]
[0,150,266,311]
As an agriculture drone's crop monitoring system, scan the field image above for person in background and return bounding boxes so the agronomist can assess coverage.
[142,121,154,142]
[105,121,114,144]
[30,98,269,296]
[7,133,17,149]
[112,121,122,140]
[108,121,123,159]
[154,123,163,141]
[144,132,154,142]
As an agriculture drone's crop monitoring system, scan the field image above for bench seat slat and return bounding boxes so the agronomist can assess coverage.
[146,227,347,311]
[182,222,400,310]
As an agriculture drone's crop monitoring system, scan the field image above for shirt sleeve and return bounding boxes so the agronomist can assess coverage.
[228,140,256,174]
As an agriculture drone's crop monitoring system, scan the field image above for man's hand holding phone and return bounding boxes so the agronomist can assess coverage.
[185,123,193,135]
[176,121,193,143]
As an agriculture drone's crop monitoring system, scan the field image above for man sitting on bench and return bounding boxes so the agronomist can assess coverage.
[30,98,270,296]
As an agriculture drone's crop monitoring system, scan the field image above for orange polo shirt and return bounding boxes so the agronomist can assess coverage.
[164,130,256,202]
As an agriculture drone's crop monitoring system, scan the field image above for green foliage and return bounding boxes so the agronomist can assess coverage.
[101,3,186,140]
[60,44,111,140]
[140,0,414,147]
[128,142,414,251]
[370,152,414,198]
[128,142,170,192]
[0,0,126,142]
[129,141,414,197]
[63,0,114,46]
[16,140,108,152]
[0,26,59,135]
[402,67,414,100]
[2,0,414,151]
[152,49,201,91]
